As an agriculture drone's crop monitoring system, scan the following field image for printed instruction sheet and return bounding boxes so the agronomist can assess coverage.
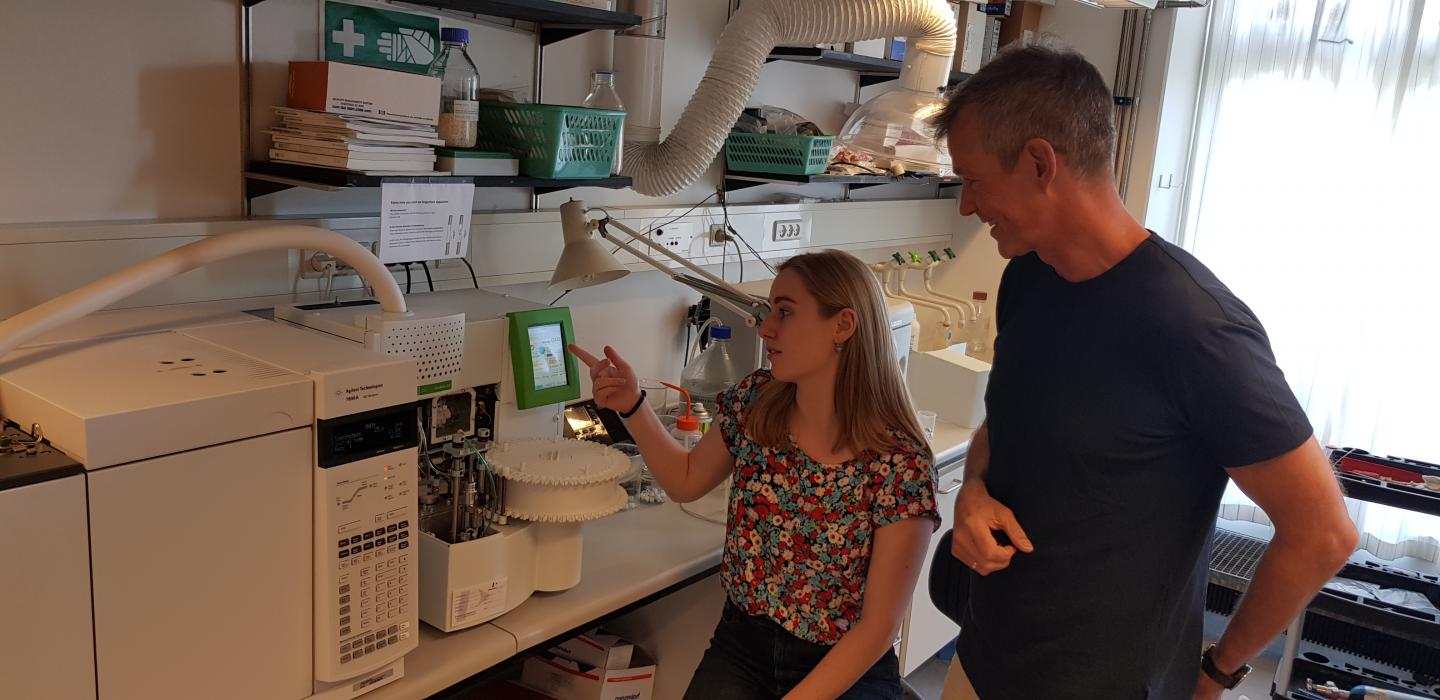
[379,182,475,263]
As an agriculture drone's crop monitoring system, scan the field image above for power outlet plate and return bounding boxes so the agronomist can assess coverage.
[708,224,728,248]
[648,221,700,256]
[771,219,804,242]
[761,215,810,252]
[298,242,380,279]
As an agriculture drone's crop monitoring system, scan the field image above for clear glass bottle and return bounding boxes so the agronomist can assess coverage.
[582,70,625,175]
[680,324,745,418]
[429,28,479,148]
[965,291,992,362]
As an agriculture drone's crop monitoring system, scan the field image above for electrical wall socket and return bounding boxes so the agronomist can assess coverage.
[300,250,355,279]
[760,215,810,252]
[707,224,728,248]
[771,219,803,242]
[299,241,379,279]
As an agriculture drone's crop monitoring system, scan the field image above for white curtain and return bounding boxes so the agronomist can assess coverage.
[1182,0,1440,562]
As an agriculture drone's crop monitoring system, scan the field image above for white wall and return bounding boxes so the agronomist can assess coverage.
[1136,7,1208,241]
[0,0,1153,371]
[930,2,1127,315]
[0,0,242,223]
[246,0,880,214]
[0,0,958,377]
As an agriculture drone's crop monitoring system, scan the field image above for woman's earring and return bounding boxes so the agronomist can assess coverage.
[834,342,843,353]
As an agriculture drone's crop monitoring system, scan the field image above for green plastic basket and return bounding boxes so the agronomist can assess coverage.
[724,132,835,176]
[475,103,624,179]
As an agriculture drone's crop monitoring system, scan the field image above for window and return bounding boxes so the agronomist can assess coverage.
[1182,0,1440,563]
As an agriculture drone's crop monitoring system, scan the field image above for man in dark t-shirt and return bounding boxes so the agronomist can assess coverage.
[929,46,1359,699]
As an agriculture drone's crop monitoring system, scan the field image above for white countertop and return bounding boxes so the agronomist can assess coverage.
[366,423,972,699]
[367,501,725,700]
[931,419,974,472]
[488,500,727,651]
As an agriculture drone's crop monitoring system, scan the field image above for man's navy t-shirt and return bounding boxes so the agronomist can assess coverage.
[956,234,1312,699]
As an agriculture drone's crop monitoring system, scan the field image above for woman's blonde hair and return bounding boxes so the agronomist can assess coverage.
[746,250,931,460]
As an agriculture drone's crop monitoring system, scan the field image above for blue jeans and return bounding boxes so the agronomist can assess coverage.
[683,601,902,700]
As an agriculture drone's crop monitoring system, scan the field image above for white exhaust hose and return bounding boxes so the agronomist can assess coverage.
[620,0,956,196]
[0,226,407,358]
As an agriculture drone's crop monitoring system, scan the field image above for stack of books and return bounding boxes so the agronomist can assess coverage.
[266,107,448,175]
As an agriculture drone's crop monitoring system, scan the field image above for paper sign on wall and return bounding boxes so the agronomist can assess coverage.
[380,182,475,264]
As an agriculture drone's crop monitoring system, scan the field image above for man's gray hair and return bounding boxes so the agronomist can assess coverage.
[931,42,1116,178]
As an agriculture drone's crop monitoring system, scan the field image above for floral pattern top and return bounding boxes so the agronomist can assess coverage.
[715,370,939,645]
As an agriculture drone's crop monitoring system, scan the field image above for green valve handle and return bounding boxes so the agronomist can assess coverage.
[908,251,923,263]
[943,247,957,260]
[928,250,942,262]
[891,252,906,265]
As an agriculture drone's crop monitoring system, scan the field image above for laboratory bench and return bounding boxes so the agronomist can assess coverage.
[367,500,724,700]
[369,420,974,699]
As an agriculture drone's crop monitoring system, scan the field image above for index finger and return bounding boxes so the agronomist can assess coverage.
[568,344,601,368]
[603,346,632,373]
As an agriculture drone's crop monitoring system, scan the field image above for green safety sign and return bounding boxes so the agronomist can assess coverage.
[324,1,441,75]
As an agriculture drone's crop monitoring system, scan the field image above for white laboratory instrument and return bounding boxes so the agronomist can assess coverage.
[708,278,917,376]
[0,309,420,700]
[274,288,632,632]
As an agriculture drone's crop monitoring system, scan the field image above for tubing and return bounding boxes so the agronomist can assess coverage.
[0,225,405,358]
[622,0,957,196]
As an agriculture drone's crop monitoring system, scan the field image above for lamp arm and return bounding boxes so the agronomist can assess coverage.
[595,218,769,325]
[598,218,736,294]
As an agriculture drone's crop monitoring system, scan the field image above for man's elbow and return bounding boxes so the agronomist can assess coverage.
[1325,519,1360,569]
[1303,518,1359,572]
[1275,513,1357,572]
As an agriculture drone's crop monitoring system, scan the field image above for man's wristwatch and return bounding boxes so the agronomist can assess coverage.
[1201,644,1252,690]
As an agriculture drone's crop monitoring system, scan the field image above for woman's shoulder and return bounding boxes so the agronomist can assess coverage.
[868,431,932,468]
[725,369,773,399]
[717,369,773,416]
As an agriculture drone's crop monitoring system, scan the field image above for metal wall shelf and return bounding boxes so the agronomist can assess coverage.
[766,47,972,88]
[723,169,954,193]
[245,161,632,197]
[242,0,642,46]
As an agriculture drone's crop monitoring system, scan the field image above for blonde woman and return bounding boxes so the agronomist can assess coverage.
[570,250,938,700]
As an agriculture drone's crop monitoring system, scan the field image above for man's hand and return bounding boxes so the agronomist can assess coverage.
[950,481,1034,575]
[569,344,641,413]
[1191,671,1225,700]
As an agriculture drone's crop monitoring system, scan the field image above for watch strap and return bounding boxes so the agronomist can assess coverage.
[618,390,647,419]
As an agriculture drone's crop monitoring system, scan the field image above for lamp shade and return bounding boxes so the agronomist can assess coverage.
[550,200,630,291]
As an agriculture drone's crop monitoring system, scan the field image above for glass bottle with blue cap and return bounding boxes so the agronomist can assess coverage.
[429,28,479,148]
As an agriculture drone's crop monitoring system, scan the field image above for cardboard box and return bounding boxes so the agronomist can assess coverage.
[522,647,655,700]
[998,2,1043,48]
[851,38,888,59]
[957,2,988,73]
[287,61,439,126]
[552,629,635,670]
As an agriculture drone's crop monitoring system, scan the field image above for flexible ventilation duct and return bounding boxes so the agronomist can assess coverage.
[615,0,667,148]
[621,0,957,196]
[0,226,407,358]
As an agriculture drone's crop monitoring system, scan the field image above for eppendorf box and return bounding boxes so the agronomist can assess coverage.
[287,61,439,126]
[522,646,655,700]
